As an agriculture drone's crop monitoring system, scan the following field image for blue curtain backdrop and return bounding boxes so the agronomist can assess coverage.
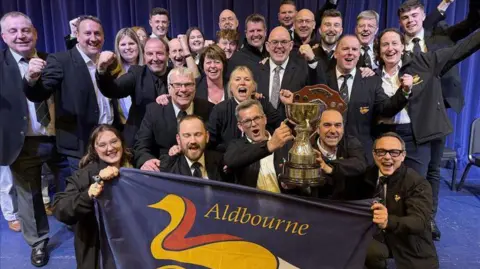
[1,0,479,172]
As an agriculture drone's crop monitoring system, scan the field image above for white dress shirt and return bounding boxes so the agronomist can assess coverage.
[379,61,411,124]
[10,49,55,136]
[317,138,337,161]
[335,67,357,100]
[185,154,208,179]
[172,102,194,118]
[268,57,289,99]
[76,45,114,125]
[360,43,378,69]
[246,133,280,193]
[118,64,133,124]
[405,28,427,53]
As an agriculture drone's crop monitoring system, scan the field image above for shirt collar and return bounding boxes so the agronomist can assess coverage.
[316,138,337,160]
[269,57,289,72]
[246,131,271,144]
[381,60,403,78]
[321,42,336,53]
[335,66,356,80]
[10,48,37,63]
[76,44,97,64]
[185,154,206,170]
[172,101,194,117]
[406,28,425,44]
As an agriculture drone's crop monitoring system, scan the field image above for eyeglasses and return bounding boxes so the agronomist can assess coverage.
[170,82,195,89]
[95,140,121,150]
[239,115,264,127]
[268,40,291,47]
[295,19,314,25]
[373,149,404,157]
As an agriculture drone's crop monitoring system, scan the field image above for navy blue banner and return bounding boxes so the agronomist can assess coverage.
[96,168,376,269]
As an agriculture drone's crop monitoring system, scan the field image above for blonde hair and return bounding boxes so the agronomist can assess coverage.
[114,28,144,75]
[227,66,257,98]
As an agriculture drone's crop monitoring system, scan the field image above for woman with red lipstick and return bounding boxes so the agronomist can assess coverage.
[53,125,132,269]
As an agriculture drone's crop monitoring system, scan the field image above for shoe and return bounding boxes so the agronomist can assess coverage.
[431,220,441,241]
[44,204,53,216]
[31,245,49,267]
[8,220,21,232]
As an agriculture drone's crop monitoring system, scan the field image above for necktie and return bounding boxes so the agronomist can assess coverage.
[412,38,422,55]
[270,65,282,109]
[361,46,372,68]
[327,50,334,60]
[288,29,294,40]
[375,176,388,205]
[191,162,202,178]
[177,110,187,122]
[21,58,51,127]
[339,74,352,104]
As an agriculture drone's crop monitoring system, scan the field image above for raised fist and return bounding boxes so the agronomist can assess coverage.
[26,58,46,82]
[97,51,117,72]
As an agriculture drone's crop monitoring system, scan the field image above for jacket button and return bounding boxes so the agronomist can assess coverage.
[20,131,24,135]
[23,116,27,120]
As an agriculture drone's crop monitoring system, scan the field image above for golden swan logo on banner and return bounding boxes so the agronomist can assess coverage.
[149,194,299,269]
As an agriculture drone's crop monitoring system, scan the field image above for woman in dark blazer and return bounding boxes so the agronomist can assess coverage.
[53,125,132,269]
[195,45,229,104]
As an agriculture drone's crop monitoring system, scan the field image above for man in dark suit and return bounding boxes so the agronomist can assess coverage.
[224,99,293,193]
[160,115,227,181]
[24,15,120,173]
[226,14,269,80]
[96,38,171,148]
[324,35,409,163]
[1,11,70,267]
[397,0,480,240]
[309,109,368,199]
[362,132,438,269]
[310,9,343,72]
[134,67,214,171]
[256,26,322,116]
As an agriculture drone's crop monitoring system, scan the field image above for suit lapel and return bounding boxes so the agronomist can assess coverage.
[143,67,158,99]
[326,68,339,92]
[72,47,95,92]
[280,58,295,90]
[179,156,193,176]
[204,151,220,180]
[349,70,363,103]
[258,61,271,98]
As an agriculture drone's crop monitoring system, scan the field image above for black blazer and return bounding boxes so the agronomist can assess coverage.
[194,73,229,104]
[159,151,229,182]
[64,35,77,50]
[355,165,438,269]
[207,97,285,152]
[133,98,214,168]
[310,135,368,200]
[312,45,337,73]
[96,65,170,148]
[225,40,269,80]
[0,49,47,165]
[23,47,121,158]
[224,137,288,190]
[53,160,109,269]
[397,30,480,144]
[325,69,408,163]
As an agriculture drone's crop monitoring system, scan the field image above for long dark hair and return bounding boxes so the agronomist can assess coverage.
[373,28,406,68]
[79,124,132,169]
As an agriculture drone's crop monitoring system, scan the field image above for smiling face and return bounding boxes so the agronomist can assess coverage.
[144,38,168,75]
[188,29,205,53]
[168,71,196,110]
[77,19,104,58]
[355,18,378,46]
[294,9,315,41]
[334,36,360,74]
[168,38,185,67]
[320,16,343,46]
[399,7,425,37]
[266,27,293,65]
[219,9,238,30]
[373,136,406,176]
[278,4,297,29]
[149,14,169,38]
[317,110,344,149]
[94,130,123,167]
[176,117,209,162]
[237,105,267,143]
[118,35,139,65]
[203,56,223,81]
[379,31,404,67]
[217,38,237,59]
[245,21,266,50]
[229,68,255,102]
[1,14,37,56]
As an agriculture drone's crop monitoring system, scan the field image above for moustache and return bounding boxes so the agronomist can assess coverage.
[188,143,200,150]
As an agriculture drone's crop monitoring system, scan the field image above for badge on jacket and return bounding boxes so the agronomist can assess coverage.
[359,106,369,114]
[394,194,401,202]
[412,74,423,85]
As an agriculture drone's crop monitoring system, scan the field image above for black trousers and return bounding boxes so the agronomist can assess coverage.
[10,136,71,248]
[365,236,390,269]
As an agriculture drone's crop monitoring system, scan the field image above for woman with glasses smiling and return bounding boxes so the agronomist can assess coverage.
[53,125,132,269]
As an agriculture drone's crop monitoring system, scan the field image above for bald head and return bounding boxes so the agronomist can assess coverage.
[269,26,290,40]
[267,26,293,65]
[219,9,238,30]
[295,9,315,42]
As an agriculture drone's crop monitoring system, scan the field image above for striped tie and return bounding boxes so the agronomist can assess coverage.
[21,58,51,127]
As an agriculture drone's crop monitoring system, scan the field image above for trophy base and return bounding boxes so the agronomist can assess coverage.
[279,162,322,187]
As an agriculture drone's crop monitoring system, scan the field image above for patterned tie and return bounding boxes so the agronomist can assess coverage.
[361,46,372,68]
[270,65,282,109]
[339,74,352,104]
[177,110,187,122]
[375,176,388,205]
[21,58,51,127]
[191,162,202,178]
[327,50,334,60]
[412,38,422,55]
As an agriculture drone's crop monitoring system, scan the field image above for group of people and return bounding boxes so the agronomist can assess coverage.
[1,0,480,268]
